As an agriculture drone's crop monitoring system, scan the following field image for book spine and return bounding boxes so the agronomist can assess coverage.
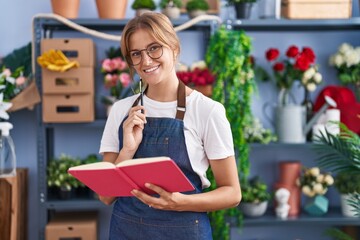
[115,168,139,191]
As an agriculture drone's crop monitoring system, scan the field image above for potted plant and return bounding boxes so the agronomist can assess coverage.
[226,0,257,19]
[131,0,156,16]
[159,0,182,19]
[47,154,83,199]
[313,122,360,217]
[334,171,360,217]
[239,176,272,217]
[185,0,209,18]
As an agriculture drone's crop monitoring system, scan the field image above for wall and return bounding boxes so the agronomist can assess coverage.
[1,0,359,239]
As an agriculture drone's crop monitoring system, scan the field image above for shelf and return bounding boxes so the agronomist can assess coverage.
[43,119,107,129]
[35,18,215,32]
[223,17,360,31]
[250,142,314,148]
[242,207,360,226]
[46,199,107,210]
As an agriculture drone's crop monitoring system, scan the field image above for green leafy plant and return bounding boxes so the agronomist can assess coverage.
[325,227,355,240]
[131,0,156,10]
[159,0,182,9]
[241,176,271,203]
[205,26,256,240]
[185,0,209,11]
[313,122,360,216]
[334,171,360,194]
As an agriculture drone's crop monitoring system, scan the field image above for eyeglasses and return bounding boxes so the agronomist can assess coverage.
[127,44,163,66]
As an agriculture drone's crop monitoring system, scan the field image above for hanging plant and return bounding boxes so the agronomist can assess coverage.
[205,26,256,239]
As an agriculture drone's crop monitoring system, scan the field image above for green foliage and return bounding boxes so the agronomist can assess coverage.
[313,122,360,173]
[131,0,156,10]
[347,192,360,217]
[47,154,100,191]
[159,0,182,8]
[325,227,355,240]
[0,42,32,77]
[334,171,360,194]
[186,0,209,11]
[205,26,256,239]
[241,176,271,203]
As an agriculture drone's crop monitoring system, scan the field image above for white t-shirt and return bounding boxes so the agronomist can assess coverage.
[99,90,235,188]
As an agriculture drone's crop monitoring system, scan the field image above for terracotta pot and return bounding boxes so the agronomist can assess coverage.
[274,183,301,217]
[194,85,212,97]
[51,0,80,18]
[278,161,301,186]
[96,0,127,19]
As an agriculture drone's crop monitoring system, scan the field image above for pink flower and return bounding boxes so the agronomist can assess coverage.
[15,76,26,86]
[102,59,115,72]
[119,73,131,87]
[2,68,11,77]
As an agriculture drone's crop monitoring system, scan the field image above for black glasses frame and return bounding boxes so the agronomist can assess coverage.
[127,44,164,66]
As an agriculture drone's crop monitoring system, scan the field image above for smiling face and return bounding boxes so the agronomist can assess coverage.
[129,29,176,86]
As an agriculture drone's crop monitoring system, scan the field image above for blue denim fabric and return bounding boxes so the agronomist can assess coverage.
[109,116,212,240]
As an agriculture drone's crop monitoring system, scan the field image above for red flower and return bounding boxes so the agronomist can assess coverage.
[294,54,311,71]
[302,47,316,63]
[266,48,280,61]
[286,45,299,58]
[177,67,216,86]
[273,62,285,72]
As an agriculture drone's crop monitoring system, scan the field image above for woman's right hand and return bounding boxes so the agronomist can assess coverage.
[122,105,146,154]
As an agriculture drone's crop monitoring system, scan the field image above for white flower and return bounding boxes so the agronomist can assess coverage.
[324,174,334,185]
[338,43,353,54]
[329,54,345,67]
[313,72,322,83]
[316,174,324,183]
[344,50,360,67]
[309,167,320,176]
[190,60,206,71]
[177,62,188,72]
[302,186,312,196]
[0,93,12,120]
[313,183,324,194]
[306,83,317,92]
[303,67,316,80]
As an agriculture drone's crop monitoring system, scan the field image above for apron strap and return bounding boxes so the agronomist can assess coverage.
[131,81,186,120]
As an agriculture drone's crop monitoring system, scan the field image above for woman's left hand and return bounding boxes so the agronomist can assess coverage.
[131,183,185,211]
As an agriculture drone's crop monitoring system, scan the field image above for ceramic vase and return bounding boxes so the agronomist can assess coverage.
[240,201,268,218]
[304,195,329,216]
[51,0,80,18]
[96,0,128,19]
[340,194,357,217]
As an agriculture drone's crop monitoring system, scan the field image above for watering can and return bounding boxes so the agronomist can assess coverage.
[263,96,337,143]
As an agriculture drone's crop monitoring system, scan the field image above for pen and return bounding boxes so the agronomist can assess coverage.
[139,78,144,114]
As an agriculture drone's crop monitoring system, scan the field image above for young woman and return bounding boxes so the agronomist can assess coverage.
[99,12,241,239]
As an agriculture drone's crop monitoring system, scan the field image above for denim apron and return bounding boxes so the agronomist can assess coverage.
[109,82,212,240]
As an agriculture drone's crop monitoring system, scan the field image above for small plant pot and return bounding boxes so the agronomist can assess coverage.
[188,10,206,19]
[340,194,357,217]
[304,195,329,216]
[51,0,80,18]
[239,201,268,218]
[162,7,181,19]
[96,0,128,19]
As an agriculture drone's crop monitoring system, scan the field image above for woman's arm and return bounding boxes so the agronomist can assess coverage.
[131,155,241,212]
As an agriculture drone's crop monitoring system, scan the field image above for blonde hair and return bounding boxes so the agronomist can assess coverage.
[120,12,180,77]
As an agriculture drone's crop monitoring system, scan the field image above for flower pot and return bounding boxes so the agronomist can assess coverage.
[340,194,357,217]
[304,195,329,216]
[162,7,181,19]
[188,10,207,19]
[96,0,127,19]
[136,8,152,17]
[239,201,268,218]
[51,0,80,18]
[234,3,254,19]
[194,85,212,97]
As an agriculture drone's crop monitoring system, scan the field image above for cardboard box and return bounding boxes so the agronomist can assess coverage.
[41,38,95,67]
[281,0,352,19]
[42,94,94,123]
[42,67,94,94]
[46,212,97,240]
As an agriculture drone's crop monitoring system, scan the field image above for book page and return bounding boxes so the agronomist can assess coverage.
[117,156,170,167]
[69,161,115,170]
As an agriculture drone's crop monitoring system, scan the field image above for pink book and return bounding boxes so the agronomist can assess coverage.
[68,156,195,197]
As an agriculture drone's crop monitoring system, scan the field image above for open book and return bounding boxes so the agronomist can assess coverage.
[68,156,195,197]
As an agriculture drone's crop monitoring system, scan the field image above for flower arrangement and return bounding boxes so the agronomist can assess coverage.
[244,117,277,144]
[101,47,133,104]
[329,43,360,101]
[176,60,216,86]
[0,66,29,119]
[296,166,334,198]
[265,45,322,92]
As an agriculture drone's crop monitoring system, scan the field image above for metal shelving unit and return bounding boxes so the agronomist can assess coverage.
[34,17,360,239]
